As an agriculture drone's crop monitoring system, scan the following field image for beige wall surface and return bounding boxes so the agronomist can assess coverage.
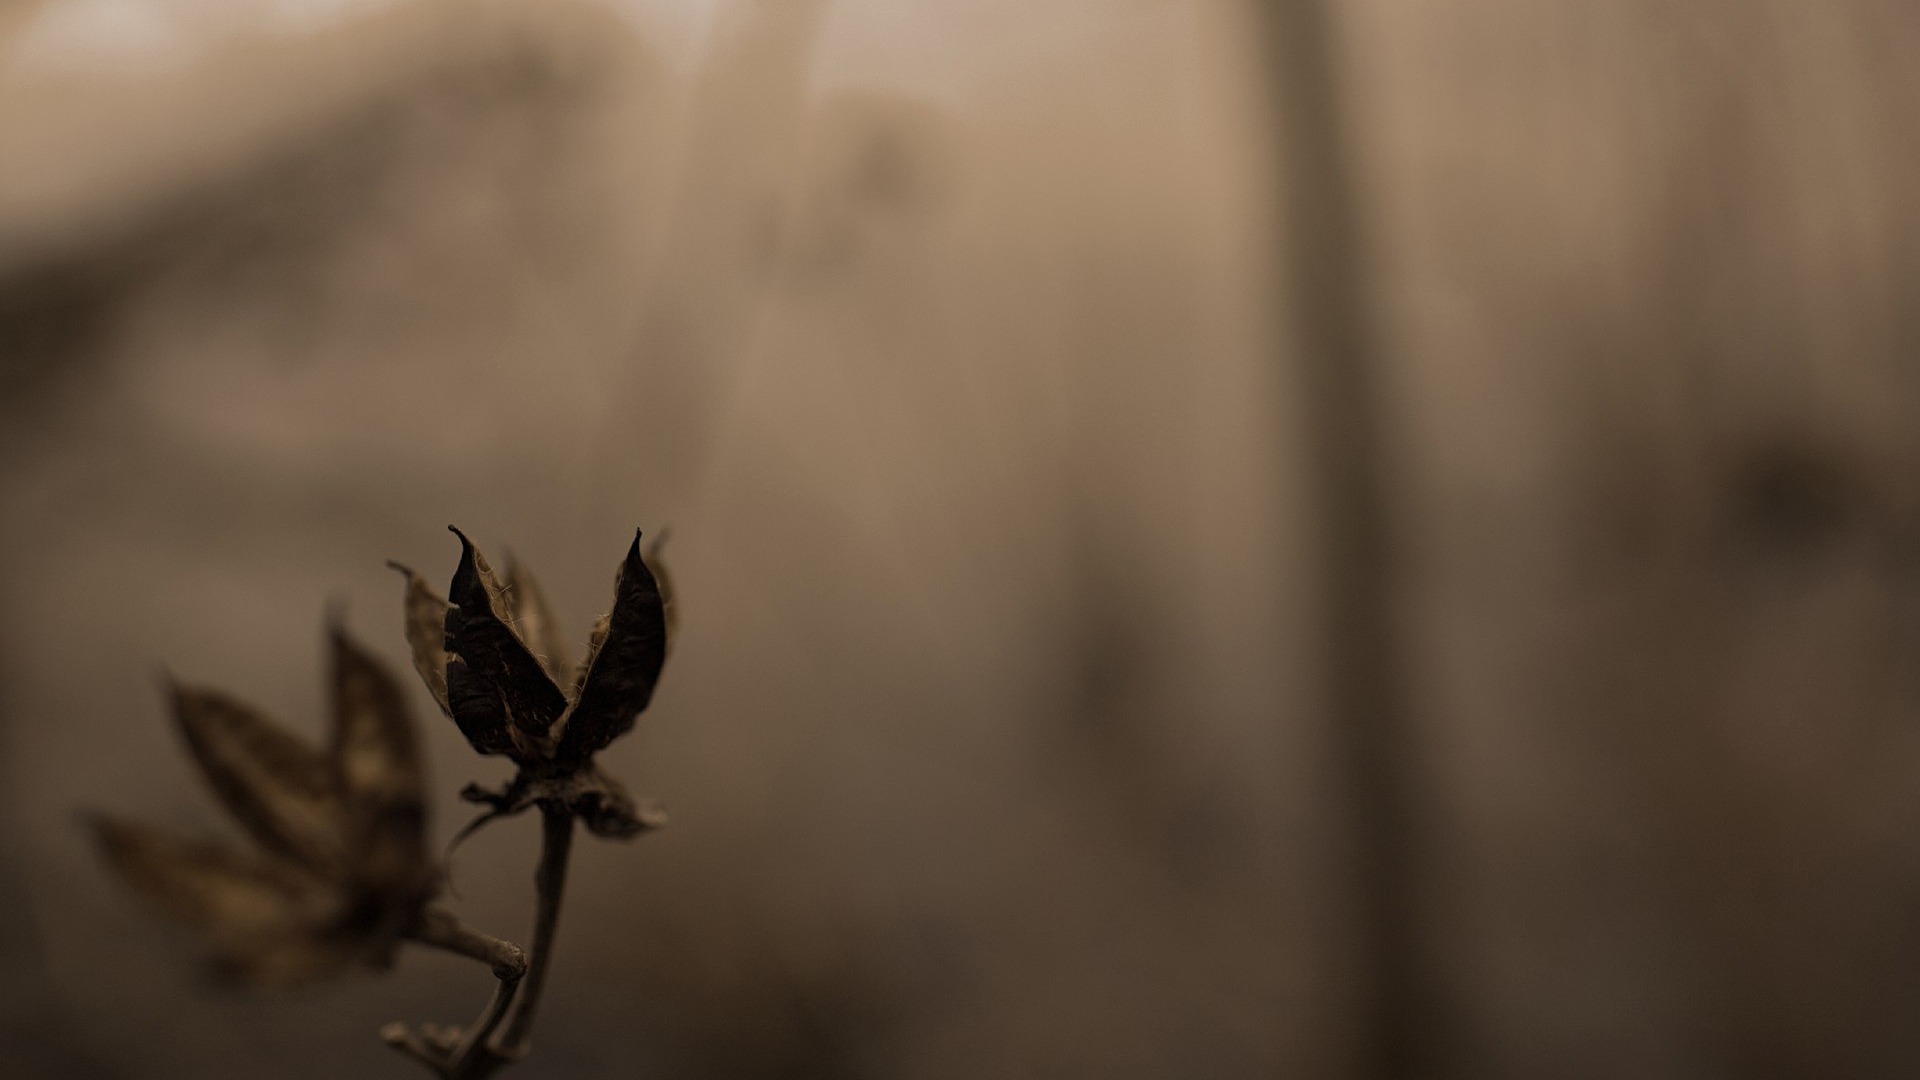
[1,2,1915,1078]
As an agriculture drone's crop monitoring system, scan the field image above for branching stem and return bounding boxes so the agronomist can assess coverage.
[386,908,527,1079]
[411,907,528,981]
[383,805,575,1080]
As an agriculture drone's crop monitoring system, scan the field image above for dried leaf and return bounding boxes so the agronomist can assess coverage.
[566,613,611,705]
[502,555,572,687]
[88,815,346,983]
[169,682,345,875]
[556,530,668,762]
[444,527,567,759]
[387,560,451,717]
[327,626,430,898]
[566,765,666,839]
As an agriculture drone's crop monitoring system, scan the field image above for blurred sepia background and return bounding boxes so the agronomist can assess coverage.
[3,1,1918,1077]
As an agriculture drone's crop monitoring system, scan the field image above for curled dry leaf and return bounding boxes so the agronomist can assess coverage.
[90,816,337,984]
[387,561,452,717]
[445,527,569,759]
[170,682,345,876]
[398,528,672,844]
[330,627,430,904]
[90,626,437,984]
[556,535,668,763]
[502,555,572,687]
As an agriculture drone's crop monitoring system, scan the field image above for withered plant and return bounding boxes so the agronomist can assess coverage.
[91,528,674,1079]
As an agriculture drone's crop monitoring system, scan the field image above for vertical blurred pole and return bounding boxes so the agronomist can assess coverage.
[622,0,831,500]
[1251,3,1432,1078]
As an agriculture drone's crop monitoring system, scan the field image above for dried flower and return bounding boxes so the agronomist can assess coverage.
[388,528,672,841]
[90,627,436,984]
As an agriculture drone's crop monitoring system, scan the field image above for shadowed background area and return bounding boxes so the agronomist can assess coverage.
[1,1,1917,1078]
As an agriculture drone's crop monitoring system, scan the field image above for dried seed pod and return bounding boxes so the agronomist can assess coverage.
[397,528,673,845]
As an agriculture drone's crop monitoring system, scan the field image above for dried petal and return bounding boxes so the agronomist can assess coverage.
[327,626,431,901]
[566,765,666,840]
[566,613,611,705]
[169,682,346,875]
[444,776,538,852]
[443,527,567,759]
[456,765,661,841]
[502,555,572,687]
[387,561,451,717]
[88,815,346,983]
[555,530,668,763]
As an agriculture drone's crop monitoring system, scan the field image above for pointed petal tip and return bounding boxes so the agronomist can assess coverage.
[328,615,383,671]
[323,597,353,637]
[329,619,393,678]
[83,813,127,861]
[162,676,209,713]
[83,811,155,860]
[158,673,197,721]
[448,527,486,584]
[78,808,118,838]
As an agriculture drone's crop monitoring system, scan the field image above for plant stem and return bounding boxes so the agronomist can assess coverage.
[445,972,520,1076]
[388,910,527,1078]
[494,803,575,1058]
[411,908,528,980]
[383,808,578,1077]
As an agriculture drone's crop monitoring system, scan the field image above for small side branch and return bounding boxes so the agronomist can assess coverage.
[411,907,528,980]
[382,807,578,1078]
[385,910,528,1079]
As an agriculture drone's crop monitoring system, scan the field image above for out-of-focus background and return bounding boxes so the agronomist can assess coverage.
[2,1,1917,1077]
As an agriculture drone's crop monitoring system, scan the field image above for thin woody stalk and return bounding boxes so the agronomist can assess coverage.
[383,807,578,1079]
[449,974,519,1075]
[385,909,526,1078]
[496,803,575,1057]
[416,909,525,1075]
[410,907,527,980]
